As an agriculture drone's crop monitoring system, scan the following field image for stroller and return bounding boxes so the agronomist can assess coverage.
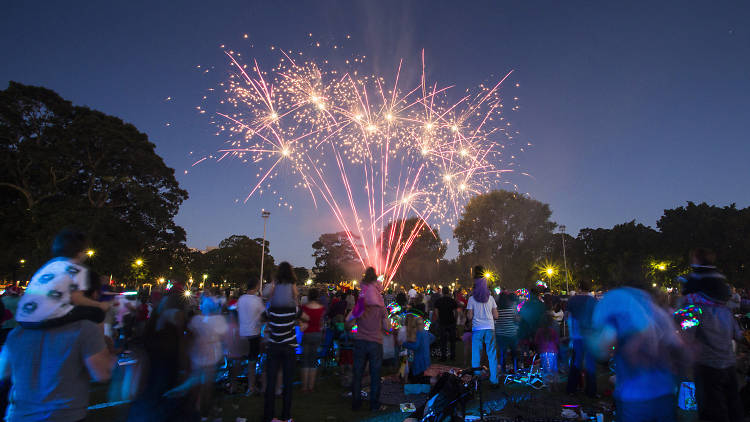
[406,367,487,422]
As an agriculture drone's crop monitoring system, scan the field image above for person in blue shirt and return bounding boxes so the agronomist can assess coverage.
[402,312,435,384]
[589,282,689,422]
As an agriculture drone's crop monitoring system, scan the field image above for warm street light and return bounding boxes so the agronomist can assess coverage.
[158,277,165,284]
[306,279,313,286]
[134,259,143,267]
[202,274,208,281]
[650,260,669,272]
[86,249,95,258]
[545,267,555,277]
[19,259,25,264]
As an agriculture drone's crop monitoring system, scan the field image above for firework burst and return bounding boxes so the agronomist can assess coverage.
[205,44,520,286]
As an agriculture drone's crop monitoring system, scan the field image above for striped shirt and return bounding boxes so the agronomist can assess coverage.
[266,306,298,346]
[495,308,518,337]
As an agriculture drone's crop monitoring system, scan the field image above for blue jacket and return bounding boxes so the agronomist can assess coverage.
[402,330,435,375]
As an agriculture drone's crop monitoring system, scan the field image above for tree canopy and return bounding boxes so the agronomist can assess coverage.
[199,235,275,284]
[453,190,556,288]
[312,232,362,283]
[380,217,447,284]
[0,82,188,281]
[657,202,750,285]
[577,221,659,289]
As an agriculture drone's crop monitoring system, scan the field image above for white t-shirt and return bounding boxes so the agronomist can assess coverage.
[237,293,265,337]
[467,295,497,331]
[408,289,417,299]
[188,314,229,367]
[17,258,89,322]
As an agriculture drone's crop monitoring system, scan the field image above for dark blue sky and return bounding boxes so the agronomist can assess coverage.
[3,1,749,268]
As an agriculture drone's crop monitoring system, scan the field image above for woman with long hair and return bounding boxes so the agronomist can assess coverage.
[466,266,499,387]
[300,288,325,392]
[401,312,435,384]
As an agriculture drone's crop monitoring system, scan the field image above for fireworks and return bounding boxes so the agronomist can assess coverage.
[207,42,519,286]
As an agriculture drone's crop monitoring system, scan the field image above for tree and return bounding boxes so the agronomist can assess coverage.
[312,232,362,283]
[202,235,274,286]
[578,221,659,289]
[657,202,750,286]
[0,82,188,282]
[293,267,310,284]
[453,190,556,288]
[541,232,586,292]
[380,217,446,285]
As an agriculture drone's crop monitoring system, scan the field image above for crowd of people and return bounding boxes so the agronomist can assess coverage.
[0,229,748,422]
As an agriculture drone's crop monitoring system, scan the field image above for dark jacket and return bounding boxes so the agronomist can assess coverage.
[682,265,731,303]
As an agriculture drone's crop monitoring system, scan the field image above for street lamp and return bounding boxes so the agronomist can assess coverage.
[134,259,143,267]
[559,225,570,294]
[260,210,271,288]
[86,249,95,258]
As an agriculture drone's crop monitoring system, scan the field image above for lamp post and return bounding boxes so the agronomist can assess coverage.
[133,258,144,287]
[260,210,271,289]
[559,225,569,294]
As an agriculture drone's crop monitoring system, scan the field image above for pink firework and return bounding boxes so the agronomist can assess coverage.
[208,46,518,287]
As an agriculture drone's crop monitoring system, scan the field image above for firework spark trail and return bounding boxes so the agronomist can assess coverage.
[212,46,517,287]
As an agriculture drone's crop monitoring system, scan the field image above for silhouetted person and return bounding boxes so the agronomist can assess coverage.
[434,287,458,361]
[681,249,743,422]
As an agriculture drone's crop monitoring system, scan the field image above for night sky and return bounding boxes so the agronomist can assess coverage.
[3,1,749,268]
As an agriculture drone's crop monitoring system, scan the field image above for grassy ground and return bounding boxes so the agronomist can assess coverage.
[87,345,702,422]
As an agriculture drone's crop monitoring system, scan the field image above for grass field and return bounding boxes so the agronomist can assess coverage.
[87,346,702,422]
